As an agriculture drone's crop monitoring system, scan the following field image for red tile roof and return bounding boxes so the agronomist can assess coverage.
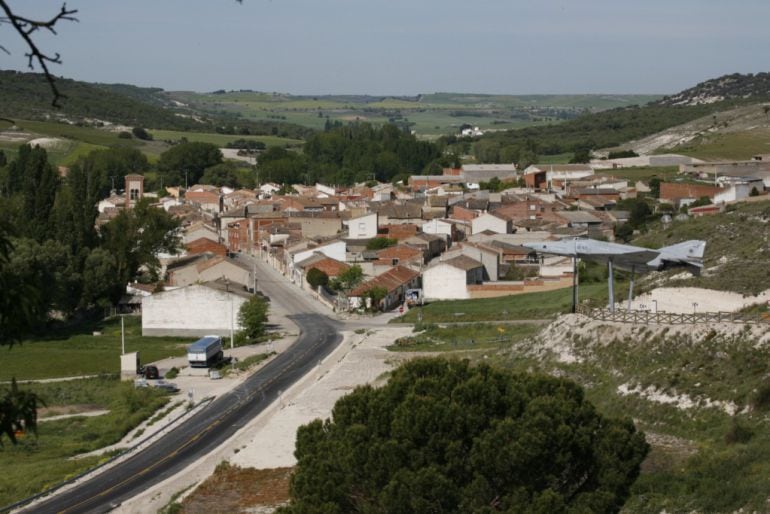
[350,265,419,296]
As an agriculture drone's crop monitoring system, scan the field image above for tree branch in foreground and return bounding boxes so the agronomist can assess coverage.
[0,1,78,107]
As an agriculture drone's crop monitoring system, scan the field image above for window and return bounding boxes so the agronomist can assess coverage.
[130,188,140,200]
[529,204,536,211]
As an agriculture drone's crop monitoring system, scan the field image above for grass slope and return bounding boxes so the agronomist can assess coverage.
[491,318,770,512]
[0,376,169,507]
[634,199,770,295]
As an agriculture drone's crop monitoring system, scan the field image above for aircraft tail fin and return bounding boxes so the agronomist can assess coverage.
[659,240,706,262]
[654,240,706,275]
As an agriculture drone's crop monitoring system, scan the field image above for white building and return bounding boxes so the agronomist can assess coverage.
[344,213,378,239]
[471,212,513,235]
[141,283,249,337]
[422,255,484,300]
[291,240,347,265]
[259,183,281,198]
[713,177,764,204]
[422,219,455,243]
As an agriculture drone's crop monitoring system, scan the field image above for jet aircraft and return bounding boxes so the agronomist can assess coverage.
[523,238,706,312]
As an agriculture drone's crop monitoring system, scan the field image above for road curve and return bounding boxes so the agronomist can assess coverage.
[23,257,342,514]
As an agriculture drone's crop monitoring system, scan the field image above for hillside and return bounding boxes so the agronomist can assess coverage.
[496,315,770,512]
[0,70,315,141]
[610,101,770,159]
[657,72,770,107]
[633,199,770,295]
[0,70,199,130]
[472,72,770,162]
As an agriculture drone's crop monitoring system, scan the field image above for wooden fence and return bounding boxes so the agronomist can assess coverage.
[576,305,770,325]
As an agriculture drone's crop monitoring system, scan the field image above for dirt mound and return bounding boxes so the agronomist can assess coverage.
[179,463,292,514]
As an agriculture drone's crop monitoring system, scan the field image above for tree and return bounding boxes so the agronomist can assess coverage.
[284,358,648,513]
[570,147,592,164]
[4,144,60,241]
[131,127,152,141]
[365,237,398,251]
[337,264,364,291]
[100,198,181,285]
[157,142,223,187]
[0,378,43,445]
[237,295,269,342]
[363,285,388,311]
[0,221,46,345]
[306,268,329,291]
[79,247,123,310]
[648,177,661,199]
[614,222,634,243]
[200,161,250,188]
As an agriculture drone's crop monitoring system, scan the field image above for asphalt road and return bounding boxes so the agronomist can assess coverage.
[24,255,342,514]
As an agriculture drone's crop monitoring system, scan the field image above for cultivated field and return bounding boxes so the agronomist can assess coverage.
[168,91,660,137]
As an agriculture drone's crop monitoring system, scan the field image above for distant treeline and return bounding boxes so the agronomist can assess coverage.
[259,122,448,185]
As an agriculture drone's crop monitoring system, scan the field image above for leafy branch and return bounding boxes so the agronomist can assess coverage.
[0,1,78,107]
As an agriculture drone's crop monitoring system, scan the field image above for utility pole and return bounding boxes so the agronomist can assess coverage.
[121,315,125,355]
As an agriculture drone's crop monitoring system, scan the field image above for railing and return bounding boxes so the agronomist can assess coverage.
[576,305,770,325]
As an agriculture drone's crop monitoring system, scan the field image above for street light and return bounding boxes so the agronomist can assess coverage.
[692,302,698,314]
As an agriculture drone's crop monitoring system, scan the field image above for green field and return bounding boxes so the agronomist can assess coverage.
[395,283,610,323]
[149,129,302,148]
[1,317,188,381]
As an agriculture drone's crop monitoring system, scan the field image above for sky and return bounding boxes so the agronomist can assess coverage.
[2,0,769,95]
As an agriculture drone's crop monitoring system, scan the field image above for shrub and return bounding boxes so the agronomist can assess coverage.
[306,268,329,290]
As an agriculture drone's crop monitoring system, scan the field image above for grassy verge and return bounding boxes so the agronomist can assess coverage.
[394,282,610,323]
[1,317,188,381]
[0,377,169,507]
[223,352,275,376]
[389,323,540,352]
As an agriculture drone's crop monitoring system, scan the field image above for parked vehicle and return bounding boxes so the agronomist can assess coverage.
[187,335,224,368]
[154,381,180,393]
[138,365,160,379]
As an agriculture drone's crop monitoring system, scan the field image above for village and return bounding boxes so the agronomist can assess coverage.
[113,155,770,337]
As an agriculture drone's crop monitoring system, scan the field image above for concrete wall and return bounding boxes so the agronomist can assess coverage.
[423,264,469,300]
[295,216,342,238]
[142,285,246,337]
[467,275,573,299]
